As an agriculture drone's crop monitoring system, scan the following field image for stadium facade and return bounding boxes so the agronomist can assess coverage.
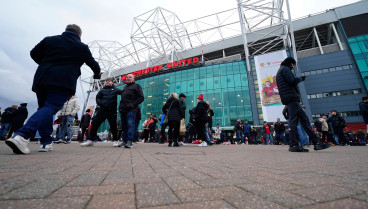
[85,0,368,130]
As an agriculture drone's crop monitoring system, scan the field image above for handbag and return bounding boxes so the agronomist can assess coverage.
[163,100,175,126]
[179,118,186,136]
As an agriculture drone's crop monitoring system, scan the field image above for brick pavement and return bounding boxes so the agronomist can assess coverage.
[0,141,367,209]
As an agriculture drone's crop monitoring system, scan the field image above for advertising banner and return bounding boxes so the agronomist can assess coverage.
[254,50,287,122]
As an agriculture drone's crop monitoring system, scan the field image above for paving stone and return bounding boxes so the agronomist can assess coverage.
[163,176,202,191]
[86,194,135,209]
[136,182,181,207]
[0,196,91,209]
[140,200,235,209]
[300,198,368,209]
[67,171,109,186]
[50,184,134,197]
[291,184,365,202]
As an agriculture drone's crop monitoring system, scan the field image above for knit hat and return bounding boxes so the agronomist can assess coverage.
[179,93,186,98]
[197,94,203,100]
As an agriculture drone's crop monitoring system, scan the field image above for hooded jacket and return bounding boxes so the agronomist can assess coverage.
[193,100,209,122]
[276,61,302,105]
[57,95,80,117]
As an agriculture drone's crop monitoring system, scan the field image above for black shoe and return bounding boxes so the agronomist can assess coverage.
[118,142,126,147]
[289,145,309,152]
[173,142,180,147]
[207,141,215,145]
[125,141,132,148]
[314,142,331,151]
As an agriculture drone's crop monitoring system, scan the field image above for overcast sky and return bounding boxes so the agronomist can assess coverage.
[0,0,361,117]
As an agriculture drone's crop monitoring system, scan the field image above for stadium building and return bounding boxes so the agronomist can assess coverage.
[83,0,368,131]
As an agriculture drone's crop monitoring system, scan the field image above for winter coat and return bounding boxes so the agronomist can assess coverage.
[208,108,214,128]
[80,113,91,128]
[1,107,17,123]
[276,65,302,105]
[57,95,80,117]
[243,123,251,133]
[11,104,28,126]
[96,85,121,110]
[319,118,329,132]
[235,121,243,131]
[119,82,144,113]
[193,100,209,122]
[136,105,142,121]
[274,122,285,133]
[30,31,100,94]
[327,114,346,131]
[162,97,184,122]
[359,101,368,124]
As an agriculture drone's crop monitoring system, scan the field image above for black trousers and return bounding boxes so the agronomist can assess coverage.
[168,120,180,144]
[194,120,206,141]
[160,124,167,143]
[89,108,118,141]
[335,128,348,145]
[81,126,89,141]
[287,101,318,146]
[149,126,156,142]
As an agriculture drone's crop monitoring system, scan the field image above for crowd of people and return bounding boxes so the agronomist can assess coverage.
[2,24,368,155]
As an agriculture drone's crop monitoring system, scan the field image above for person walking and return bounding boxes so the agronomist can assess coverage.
[276,57,330,152]
[7,103,28,139]
[234,119,243,144]
[162,93,184,147]
[148,115,158,143]
[262,121,272,145]
[80,109,92,142]
[81,77,120,147]
[55,95,80,145]
[178,93,187,145]
[6,24,101,154]
[242,120,251,144]
[327,110,347,145]
[273,118,285,145]
[118,74,144,148]
[0,105,17,141]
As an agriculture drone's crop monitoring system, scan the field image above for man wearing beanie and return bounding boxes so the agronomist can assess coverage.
[81,77,121,147]
[193,94,213,147]
[276,57,331,152]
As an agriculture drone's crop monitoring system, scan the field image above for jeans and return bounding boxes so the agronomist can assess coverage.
[275,131,285,144]
[16,90,70,145]
[0,122,11,139]
[242,132,250,144]
[297,124,309,146]
[236,130,242,143]
[121,111,136,143]
[133,120,139,142]
[287,101,318,147]
[205,124,211,141]
[57,115,74,141]
[264,134,272,144]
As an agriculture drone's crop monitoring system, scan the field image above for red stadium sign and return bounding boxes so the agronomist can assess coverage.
[121,57,199,80]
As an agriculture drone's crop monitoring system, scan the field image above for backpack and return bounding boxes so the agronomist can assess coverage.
[314,120,322,132]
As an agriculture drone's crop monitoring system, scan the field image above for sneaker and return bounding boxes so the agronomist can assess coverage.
[178,141,186,146]
[173,142,180,147]
[39,143,53,152]
[54,139,63,144]
[207,141,215,145]
[125,141,132,148]
[314,143,332,151]
[289,145,309,152]
[81,140,93,147]
[198,141,208,147]
[118,141,126,147]
[5,135,30,154]
[113,141,119,147]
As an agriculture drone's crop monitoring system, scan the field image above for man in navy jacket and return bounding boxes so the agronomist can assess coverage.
[6,24,101,154]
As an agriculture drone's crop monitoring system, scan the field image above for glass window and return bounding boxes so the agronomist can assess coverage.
[329,67,336,72]
[206,77,214,90]
[350,42,362,54]
[358,41,368,53]
[322,68,329,73]
[304,72,311,76]
[316,70,323,74]
[311,95,316,99]
[227,75,235,88]
[335,66,343,71]
[310,71,317,75]
[220,76,227,88]
[199,80,206,91]
[317,93,323,98]
[356,60,368,72]
[234,74,242,87]
[213,76,221,89]
[348,37,356,44]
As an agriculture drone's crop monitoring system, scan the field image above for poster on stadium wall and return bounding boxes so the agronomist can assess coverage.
[254,50,287,122]
[85,91,98,116]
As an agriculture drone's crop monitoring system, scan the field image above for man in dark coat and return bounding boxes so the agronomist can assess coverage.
[359,96,368,133]
[81,77,121,147]
[0,105,17,140]
[276,57,330,152]
[273,118,285,145]
[80,109,92,142]
[6,24,101,154]
[119,74,144,148]
[7,103,28,139]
